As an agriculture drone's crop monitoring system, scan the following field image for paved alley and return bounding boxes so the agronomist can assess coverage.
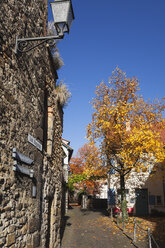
[61,206,136,248]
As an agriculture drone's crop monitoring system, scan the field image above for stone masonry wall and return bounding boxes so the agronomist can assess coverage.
[41,79,64,248]
[0,1,64,247]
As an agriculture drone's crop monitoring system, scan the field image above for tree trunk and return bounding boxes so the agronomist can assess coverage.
[120,173,128,220]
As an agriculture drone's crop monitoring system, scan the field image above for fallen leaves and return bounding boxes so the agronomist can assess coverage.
[98,215,165,244]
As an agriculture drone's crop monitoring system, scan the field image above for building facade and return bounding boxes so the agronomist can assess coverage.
[108,167,165,216]
[0,1,65,247]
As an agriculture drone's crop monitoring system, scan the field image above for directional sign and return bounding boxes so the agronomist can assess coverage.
[32,185,37,198]
[13,161,34,178]
[28,134,42,151]
[12,148,34,165]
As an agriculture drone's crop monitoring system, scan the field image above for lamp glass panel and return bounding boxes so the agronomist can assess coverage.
[51,0,74,33]
[51,1,70,24]
[67,4,74,29]
[56,22,68,33]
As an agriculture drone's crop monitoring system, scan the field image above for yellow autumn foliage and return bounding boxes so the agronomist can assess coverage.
[87,67,165,176]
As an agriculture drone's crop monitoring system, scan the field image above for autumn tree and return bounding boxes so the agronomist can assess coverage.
[69,143,106,195]
[87,67,165,218]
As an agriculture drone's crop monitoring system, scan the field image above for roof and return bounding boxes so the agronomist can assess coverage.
[62,138,70,145]
[62,142,73,152]
[62,138,74,162]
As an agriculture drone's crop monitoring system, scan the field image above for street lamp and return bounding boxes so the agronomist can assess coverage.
[14,0,75,54]
[51,0,74,35]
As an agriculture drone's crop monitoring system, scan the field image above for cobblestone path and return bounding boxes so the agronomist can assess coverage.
[61,206,136,248]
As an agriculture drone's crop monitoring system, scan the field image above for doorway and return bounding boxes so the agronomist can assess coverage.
[135,188,148,216]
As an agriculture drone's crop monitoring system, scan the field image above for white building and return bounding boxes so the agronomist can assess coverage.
[62,139,73,213]
[108,166,165,216]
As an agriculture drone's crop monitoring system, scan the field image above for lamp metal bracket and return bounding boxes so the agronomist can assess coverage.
[15,34,64,54]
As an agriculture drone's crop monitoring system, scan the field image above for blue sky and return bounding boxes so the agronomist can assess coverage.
[48,0,165,155]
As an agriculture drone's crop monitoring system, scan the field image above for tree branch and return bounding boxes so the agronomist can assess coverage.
[107,158,120,173]
[123,154,140,176]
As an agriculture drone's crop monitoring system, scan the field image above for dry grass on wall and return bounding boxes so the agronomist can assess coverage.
[54,82,71,108]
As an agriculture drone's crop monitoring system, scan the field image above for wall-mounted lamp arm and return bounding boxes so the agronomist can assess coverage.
[14,34,64,54]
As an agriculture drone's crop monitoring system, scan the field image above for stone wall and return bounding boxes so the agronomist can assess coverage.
[41,84,64,248]
[0,1,64,247]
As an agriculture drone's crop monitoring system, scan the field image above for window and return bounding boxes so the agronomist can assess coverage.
[149,195,155,205]
[156,196,162,205]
